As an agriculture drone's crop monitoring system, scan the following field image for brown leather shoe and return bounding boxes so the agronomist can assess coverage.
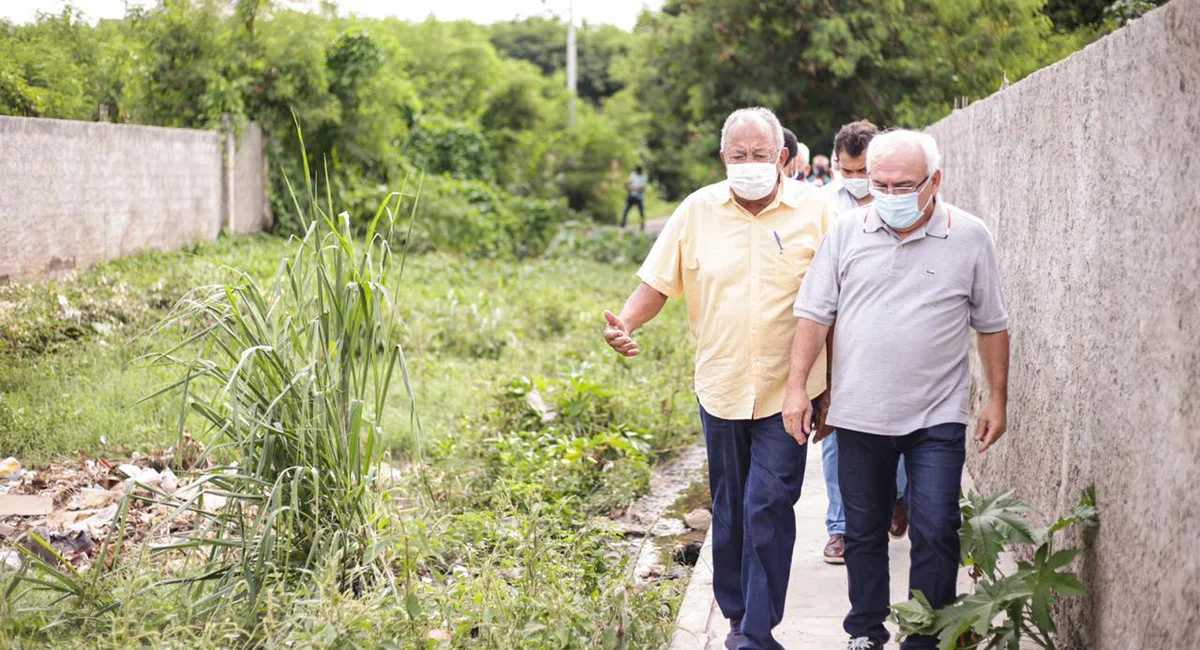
[823,534,845,564]
[889,500,908,540]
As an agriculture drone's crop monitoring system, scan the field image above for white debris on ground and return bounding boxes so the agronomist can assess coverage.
[0,434,209,574]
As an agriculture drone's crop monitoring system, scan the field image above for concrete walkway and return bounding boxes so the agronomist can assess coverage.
[668,442,978,650]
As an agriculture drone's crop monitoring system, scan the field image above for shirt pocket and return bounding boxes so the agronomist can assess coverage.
[772,244,817,287]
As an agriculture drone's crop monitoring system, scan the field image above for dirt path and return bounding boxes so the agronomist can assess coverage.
[644,217,670,236]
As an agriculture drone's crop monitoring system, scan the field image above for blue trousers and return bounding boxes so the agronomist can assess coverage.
[701,405,808,650]
[621,195,645,228]
[822,438,908,536]
[837,423,966,649]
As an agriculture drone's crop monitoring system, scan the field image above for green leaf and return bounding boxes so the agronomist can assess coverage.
[960,490,1037,578]
[890,589,939,637]
[405,592,422,619]
[601,627,618,650]
[1027,542,1087,633]
[932,576,1033,650]
[1047,484,1099,536]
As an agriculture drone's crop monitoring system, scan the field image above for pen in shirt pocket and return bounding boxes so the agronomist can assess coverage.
[772,230,784,254]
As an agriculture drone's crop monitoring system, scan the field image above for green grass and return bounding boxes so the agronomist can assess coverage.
[0,233,699,649]
[0,236,695,464]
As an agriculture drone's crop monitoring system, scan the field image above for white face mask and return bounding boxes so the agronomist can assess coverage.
[842,177,871,199]
[726,162,779,201]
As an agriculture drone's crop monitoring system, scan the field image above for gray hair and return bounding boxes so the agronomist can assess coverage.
[796,142,810,167]
[865,129,942,177]
[719,107,785,152]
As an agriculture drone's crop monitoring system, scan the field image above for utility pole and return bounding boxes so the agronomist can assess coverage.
[566,0,577,126]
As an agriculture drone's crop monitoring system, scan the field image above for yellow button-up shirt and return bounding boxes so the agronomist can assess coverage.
[638,178,830,420]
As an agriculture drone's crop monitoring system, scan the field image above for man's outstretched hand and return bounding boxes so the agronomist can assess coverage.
[603,310,640,357]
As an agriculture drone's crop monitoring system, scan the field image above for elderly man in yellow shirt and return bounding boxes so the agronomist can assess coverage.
[602,107,831,650]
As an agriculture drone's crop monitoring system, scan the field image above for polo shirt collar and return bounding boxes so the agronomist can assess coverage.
[863,196,952,239]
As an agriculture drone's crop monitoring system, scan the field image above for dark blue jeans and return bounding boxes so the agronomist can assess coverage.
[701,404,808,650]
[837,423,966,649]
[621,195,645,229]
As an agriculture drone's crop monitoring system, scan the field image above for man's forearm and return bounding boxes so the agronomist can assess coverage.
[787,318,831,392]
[619,282,669,332]
[977,330,1010,401]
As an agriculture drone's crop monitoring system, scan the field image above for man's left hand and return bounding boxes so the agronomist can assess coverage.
[975,401,1008,453]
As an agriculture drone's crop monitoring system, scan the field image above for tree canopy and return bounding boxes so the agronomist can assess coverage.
[0,0,1154,218]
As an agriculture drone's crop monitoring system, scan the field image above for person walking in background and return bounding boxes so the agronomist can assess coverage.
[621,165,649,230]
[807,154,833,186]
[602,107,831,650]
[817,120,910,566]
[783,129,1010,650]
[782,128,810,181]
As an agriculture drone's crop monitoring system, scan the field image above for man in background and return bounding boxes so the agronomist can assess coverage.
[783,128,810,181]
[815,120,909,566]
[807,154,833,186]
[621,165,649,230]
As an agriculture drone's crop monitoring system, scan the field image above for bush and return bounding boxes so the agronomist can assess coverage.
[545,221,656,265]
[406,114,497,181]
[412,176,576,259]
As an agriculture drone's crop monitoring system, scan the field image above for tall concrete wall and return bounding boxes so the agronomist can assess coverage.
[927,0,1200,647]
[0,117,270,282]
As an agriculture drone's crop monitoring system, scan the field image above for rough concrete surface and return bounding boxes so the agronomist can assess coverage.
[926,0,1200,647]
[0,116,269,282]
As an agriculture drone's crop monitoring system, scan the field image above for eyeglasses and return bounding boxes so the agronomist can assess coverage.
[724,149,780,164]
[870,174,930,196]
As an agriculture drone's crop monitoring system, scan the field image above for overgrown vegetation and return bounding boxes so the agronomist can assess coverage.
[891,486,1100,650]
[0,223,695,650]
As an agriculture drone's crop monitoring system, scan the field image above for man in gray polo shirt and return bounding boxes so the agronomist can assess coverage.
[782,129,1011,650]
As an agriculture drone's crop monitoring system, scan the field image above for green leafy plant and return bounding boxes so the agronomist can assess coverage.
[891,485,1099,650]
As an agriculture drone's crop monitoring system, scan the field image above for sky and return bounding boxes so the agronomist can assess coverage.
[1,0,665,30]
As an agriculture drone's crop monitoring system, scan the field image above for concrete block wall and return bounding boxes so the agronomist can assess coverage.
[926,0,1200,647]
[0,116,269,282]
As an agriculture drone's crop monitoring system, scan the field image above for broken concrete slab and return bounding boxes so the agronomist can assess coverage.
[0,494,54,517]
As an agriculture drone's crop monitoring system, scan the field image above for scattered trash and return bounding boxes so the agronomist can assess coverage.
[168,433,206,471]
[427,629,453,642]
[117,464,143,479]
[68,504,118,535]
[50,530,95,556]
[683,508,713,532]
[0,495,54,517]
[66,487,120,511]
[524,389,558,424]
[0,457,22,480]
[160,468,178,494]
[16,527,58,564]
[1,549,22,571]
[638,563,666,579]
[0,452,217,576]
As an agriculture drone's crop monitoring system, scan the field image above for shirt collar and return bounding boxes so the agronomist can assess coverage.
[863,196,951,239]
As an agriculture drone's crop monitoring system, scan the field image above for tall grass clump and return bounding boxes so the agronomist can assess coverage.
[134,149,419,617]
[2,134,423,627]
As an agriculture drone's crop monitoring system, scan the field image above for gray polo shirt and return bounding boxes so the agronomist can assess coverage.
[794,198,1008,436]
